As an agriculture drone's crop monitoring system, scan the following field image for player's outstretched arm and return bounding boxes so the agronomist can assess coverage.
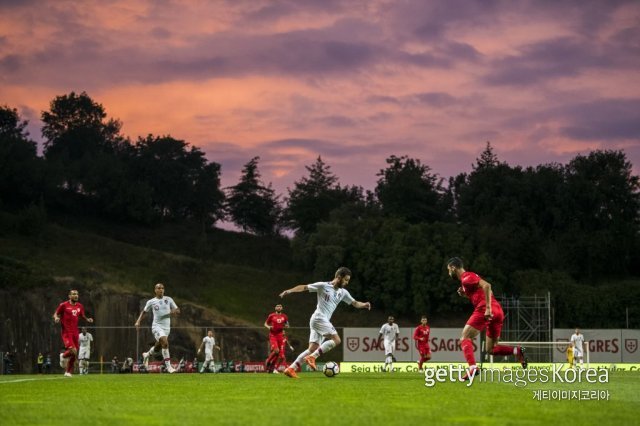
[279,284,308,298]
[352,301,371,310]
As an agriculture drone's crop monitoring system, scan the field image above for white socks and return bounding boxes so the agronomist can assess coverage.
[292,350,311,369]
[162,348,170,365]
[311,340,337,358]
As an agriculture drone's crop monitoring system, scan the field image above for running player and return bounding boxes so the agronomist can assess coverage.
[272,330,295,373]
[413,315,431,370]
[279,267,371,379]
[78,327,93,375]
[379,316,399,372]
[198,330,220,373]
[52,289,94,377]
[264,304,289,373]
[447,257,527,380]
[135,283,180,373]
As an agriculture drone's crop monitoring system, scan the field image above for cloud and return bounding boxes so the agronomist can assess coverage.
[483,21,640,87]
[414,92,458,107]
[318,115,357,127]
[1,0,639,192]
[559,99,640,141]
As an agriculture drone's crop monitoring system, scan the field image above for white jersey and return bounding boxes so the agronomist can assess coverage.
[143,296,178,331]
[308,282,355,320]
[202,336,216,353]
[379,323,399,342]
[571,333,585,352]
[79,332,93,350]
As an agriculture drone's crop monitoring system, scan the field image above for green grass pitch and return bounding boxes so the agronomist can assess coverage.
[1,371,638,425]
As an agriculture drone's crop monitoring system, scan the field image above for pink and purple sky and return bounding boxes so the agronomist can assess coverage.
[1,0,639,195]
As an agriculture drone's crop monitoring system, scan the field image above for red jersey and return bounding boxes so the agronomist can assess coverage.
[266,313,288,335]
[460,271,499,309]
[55,301,85,334]
[413,325,430,345]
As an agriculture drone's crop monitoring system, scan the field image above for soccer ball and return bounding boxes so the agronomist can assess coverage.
[323,361,339,377]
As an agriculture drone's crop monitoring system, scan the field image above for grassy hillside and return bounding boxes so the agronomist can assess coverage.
[0,211,388,330]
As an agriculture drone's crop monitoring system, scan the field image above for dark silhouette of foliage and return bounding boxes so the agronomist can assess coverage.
[226,156,281,235]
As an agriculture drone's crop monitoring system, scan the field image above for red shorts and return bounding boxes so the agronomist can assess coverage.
[269,334,284,351]
[417,345,431,357]
[62,332,79,350]
[466,303,504,339]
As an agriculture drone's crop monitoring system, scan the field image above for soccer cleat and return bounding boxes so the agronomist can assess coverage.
[460,365,480,381]
[142,352,150,368]
[166,365,176,373]
[64,372,72,377]
[283,367,299,379]
[272,370,280,374]
[303,355,317,371]
[518,346,528,369]
[59,353,68,369]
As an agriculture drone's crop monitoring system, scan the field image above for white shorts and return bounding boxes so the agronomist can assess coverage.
[309,314,337,344]
[384,340,396,355]
[78,348,90,360]
[573,347,583,357]
[204,351,213,362]
[152,325,170,340]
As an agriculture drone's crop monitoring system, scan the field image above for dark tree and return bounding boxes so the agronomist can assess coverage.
[42,92,122,146]
[134,135,225,223]
[41,92,127,202]
[284,156,343,234]
[375,155,448,223]
[226,156,281,235]
[561,150,640,278]
[0,106,45,207]
[0,105,29,139]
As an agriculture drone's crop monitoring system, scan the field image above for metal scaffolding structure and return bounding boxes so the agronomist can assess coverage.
[496,292,552,362]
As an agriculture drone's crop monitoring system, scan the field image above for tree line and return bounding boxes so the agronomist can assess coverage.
[2,92,639,327]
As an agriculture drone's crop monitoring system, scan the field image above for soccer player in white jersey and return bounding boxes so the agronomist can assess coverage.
[134,283,180,373]
[279,267,371,379]
[78,327,93,375]
[379,316,400,372]
[570,327,586,368]
[197,330,220,373]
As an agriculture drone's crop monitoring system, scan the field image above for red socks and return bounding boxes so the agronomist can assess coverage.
[491,345,515,356]
[66,355,76,373]
[461,339,476,366]
[274,356,285,370]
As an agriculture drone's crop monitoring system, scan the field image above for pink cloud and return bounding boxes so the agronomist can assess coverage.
[1,0,639,195]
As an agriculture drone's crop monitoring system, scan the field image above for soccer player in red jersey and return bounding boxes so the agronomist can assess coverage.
[52,289,94,377]
[272,330,295,373]
[447,257,527,380]
[264,303,289,373]
[413,315,431,370]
